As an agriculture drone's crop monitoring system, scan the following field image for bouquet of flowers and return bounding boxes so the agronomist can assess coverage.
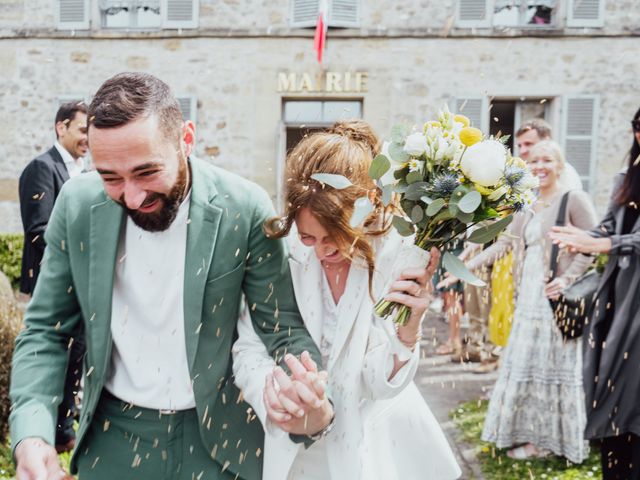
[312,105,538,325]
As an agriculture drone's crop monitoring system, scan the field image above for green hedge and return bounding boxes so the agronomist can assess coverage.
[0,234,23,289]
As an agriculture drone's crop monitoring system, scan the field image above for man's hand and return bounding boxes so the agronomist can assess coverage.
[549,225,612,254]
[15,437,73,480]
[263,351,334,435]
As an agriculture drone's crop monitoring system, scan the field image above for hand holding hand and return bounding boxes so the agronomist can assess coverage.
[15,437,73,480]
[263,352,334,435]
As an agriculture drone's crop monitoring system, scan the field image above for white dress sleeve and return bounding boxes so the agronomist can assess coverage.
[231,304,284,437]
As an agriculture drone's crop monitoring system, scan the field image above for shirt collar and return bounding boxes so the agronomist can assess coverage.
[54,140,78,166]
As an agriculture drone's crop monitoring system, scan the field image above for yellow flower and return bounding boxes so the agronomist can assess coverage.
[459,127,483,147]
[474,184,493,196]
[511,156,526,169]
[454,114,470,128]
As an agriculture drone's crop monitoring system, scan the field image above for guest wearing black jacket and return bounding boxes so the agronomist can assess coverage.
[18,101,88,453]
[550,106,640,480]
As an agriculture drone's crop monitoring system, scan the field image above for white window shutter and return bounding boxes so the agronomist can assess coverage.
[567,0,603,27]
[290,0,319,28]
[177,96,197,125]
[162,0,198,29]
[453,97,489,132]
[562,95,599,192]
[329,0,359,27]
[456,0,490,28]
[56,0,90,30]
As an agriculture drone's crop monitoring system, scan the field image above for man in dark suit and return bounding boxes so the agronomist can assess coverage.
[18,101,88,453]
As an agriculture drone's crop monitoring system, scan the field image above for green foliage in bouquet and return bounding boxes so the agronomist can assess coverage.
[312,106,538,325]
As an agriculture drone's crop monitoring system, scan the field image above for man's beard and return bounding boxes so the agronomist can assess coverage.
[120,158,189,232]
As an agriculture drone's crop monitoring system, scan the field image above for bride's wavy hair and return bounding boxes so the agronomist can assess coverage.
[264,120,395,294]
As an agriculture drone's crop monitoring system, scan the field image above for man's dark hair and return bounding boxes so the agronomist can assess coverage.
[55,101,88,139]
[88,72,184,144]
[515,118,552,139]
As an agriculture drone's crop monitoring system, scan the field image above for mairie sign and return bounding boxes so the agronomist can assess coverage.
[278,71,368,94]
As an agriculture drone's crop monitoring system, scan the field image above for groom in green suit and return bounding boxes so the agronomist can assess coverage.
[10,72,332,480]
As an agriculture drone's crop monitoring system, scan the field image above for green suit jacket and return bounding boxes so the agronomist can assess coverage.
[10,156,320,479]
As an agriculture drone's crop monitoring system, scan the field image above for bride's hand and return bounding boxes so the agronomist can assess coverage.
[384,247,440,330]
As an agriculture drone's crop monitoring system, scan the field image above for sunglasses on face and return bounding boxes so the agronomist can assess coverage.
[632,120,640,132]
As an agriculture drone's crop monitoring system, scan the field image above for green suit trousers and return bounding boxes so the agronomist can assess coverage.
[76,391,239,480]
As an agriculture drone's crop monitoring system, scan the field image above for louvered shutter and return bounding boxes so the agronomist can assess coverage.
[177,96,197,125]
[567,0,603,27]
[329,0,359,27]
[290,0,319,28]
[562,95,599,192]
[456,0,490,27]
[56,0,90,30]
[162,0,198,29]
[453,97,488,132]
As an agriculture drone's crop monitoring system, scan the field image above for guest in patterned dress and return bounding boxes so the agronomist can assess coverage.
[448,140,597,461]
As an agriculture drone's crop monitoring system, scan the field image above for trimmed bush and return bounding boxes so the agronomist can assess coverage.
[0,234,23,290]
[0,271,22,444]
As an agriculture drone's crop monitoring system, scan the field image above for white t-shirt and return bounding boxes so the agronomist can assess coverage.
[105,193,195,410]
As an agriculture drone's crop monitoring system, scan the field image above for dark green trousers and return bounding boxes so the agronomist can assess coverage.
[76,391,238,480]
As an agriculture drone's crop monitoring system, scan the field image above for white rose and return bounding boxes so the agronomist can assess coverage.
[403,132,428,156]
[379,141,404,186]
[460,140,507,187]
[515,172,539,193]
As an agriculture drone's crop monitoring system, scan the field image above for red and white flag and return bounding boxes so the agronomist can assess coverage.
[314,0,329,64]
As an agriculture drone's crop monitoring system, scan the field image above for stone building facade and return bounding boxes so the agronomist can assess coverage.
[0,0,638,232]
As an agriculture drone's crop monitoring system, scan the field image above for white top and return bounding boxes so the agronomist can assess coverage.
[105,193,194,410]
[54,141,83,178]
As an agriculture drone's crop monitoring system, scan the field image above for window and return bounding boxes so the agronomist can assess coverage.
[56,0,90,30]
[561,95,599,192]
[457,0,604,28]
[176,96,197,125]
[99,0,198,29]
[282,99,362,152]
[290,0,360,28]
[493,0,556,27]
[276,99,362,205]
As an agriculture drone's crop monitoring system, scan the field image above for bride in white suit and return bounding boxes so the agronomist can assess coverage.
[232,120,461,480]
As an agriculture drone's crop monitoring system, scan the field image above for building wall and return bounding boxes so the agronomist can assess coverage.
[0,0,638,232]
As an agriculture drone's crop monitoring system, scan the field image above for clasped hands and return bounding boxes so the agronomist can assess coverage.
[264,351,333,436]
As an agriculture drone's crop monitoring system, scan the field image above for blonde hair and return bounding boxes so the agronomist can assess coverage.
[264,120,393,294]
[529,139,565,168]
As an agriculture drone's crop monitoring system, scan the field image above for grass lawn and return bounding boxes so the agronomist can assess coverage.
[0,440,72,480]
[451,400,602,480]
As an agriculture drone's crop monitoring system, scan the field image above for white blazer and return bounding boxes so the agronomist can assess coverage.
[232,230,461,480]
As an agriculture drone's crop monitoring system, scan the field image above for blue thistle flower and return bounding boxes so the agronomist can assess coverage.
[429,173,459,197]
[504,166,526,188]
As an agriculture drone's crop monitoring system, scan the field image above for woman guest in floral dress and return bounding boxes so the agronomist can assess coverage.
[446,140,597,461]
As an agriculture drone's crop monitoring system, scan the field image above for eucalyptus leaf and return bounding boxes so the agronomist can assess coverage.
[389,142,410,163]
[405,182,430,200]
[350,196,374,227]
[410,205,424,224]
[406,171,423,184]
[442,251,486,287]
[426,198,446,217]
[381,184,394,206]
[456,209,475,223]
[393,183,408,194]
[458,190,482,213]
[448,185,470,206]
[392,215,415,237]
[420,195,434,205]
[369,154,391,180]
[432,208,455,223]
[310,173,352,189]
[467,215,514,244]
[391,124,410,144]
